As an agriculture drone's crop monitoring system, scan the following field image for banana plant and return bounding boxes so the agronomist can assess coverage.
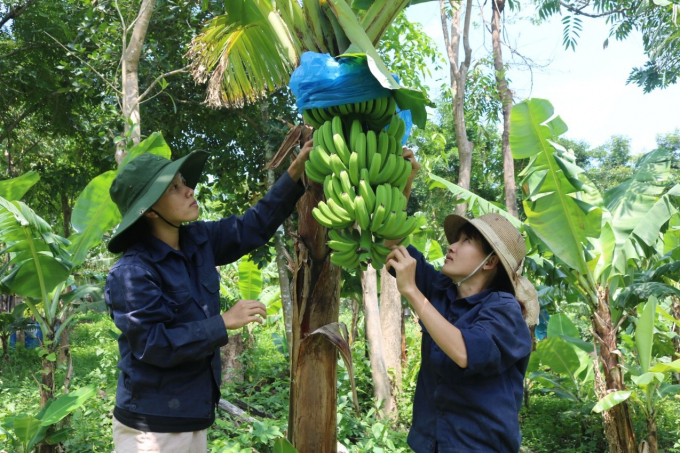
[593,296,680,453]
[0,386,96,453]
[186,0,433,126]
[527,313,595,403]
[509,98,680,453]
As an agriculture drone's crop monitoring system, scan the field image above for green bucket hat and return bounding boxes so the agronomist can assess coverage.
[108,151,210,254]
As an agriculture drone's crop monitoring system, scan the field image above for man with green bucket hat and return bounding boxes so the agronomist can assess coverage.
[105,141,312,452]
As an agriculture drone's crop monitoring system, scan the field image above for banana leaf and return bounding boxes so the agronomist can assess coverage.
[635,296,657,374]
[592,390,632,413]
[238,257,263,301]
[0,198,70,300]
[427,173,522,228]
[510,99,601,275]
[0,171,40,201]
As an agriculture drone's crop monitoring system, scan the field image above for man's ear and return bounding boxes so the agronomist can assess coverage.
[484,254,500,270]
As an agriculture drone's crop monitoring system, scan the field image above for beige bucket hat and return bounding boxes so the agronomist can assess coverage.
[444,213,539,327]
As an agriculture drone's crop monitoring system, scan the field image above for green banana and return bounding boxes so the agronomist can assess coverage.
[333,133,351,165]
[321,121,337,155]
[323,175,335,200]
[338,103,351,116]
[387,135,398,157]
[387,156,404,185]
[366,130,377,165]
[377,154,396,184]
[332,115,344,139]
[381,183,393,214]
[327,198,353,223]
[339,170,353,195]
[356,132,367,169]
[354,195,371,230]
[358,178,376,214]
[391,185,406,213]
[309,145,332,175]
[358,228,372,264]
[395,157,412,191]
[330,153,347,176]
[370,203,387,231]
[312,206,335,228]
[317,200,345,226]
[370,97,386,121]
[330,249,360,269]
[386,115,401,137]
[305,160,326,183]
[368,153,382,185]
[304,110,322,128]
[372,241,392,257]
[329,228,359,244]
[377,210,406,238]
[383,215,418,240]
[328,239,358,253]
[377,131,389,162]
[348,152,360,186]
[349,119,362,150]
[394,117,406,144]
[331,175,345,202]
[339,192,356,218]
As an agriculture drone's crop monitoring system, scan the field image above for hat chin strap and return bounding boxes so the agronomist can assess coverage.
[453,252,494,287]
[149,208,181,229]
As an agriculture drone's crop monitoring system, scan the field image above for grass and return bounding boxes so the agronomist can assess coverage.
[1,311,680,452]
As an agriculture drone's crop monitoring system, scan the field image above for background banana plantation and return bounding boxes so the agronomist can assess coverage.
[1,0,679,452]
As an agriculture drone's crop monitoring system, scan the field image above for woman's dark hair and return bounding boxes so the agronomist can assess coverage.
[455,223,525,316]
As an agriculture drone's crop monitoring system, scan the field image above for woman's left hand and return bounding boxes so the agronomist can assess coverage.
[287,139,313,181]
[386,245,418,298]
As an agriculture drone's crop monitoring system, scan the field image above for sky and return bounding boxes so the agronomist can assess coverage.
[405,3,680,154]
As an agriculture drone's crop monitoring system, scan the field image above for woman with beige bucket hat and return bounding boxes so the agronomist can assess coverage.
[386,160,539,453]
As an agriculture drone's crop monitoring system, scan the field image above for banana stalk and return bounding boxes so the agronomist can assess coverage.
[360,0,412,45]
[302,0,333,54]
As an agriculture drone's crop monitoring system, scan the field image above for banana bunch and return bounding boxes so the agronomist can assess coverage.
[304,96,417,270]
[302,96,398,131]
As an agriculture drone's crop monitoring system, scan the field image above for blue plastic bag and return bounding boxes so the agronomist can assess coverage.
[289,52,391,110]
[289,52,413,144]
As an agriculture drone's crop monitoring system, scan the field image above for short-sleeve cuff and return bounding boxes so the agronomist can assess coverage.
[459,327,495,374]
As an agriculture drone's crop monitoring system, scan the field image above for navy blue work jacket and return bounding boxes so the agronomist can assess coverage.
[105,173,304,424]
[403,246,532,453]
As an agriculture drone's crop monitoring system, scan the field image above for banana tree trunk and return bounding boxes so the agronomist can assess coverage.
[379,268,403,402]
[490,0,518,218]
[361,266,393,419]
[288,178,342,452]
[591,285,637,453]
[440,0,474,216]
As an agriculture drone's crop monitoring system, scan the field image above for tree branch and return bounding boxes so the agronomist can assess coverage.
[0,45,41,59]
[0,0,37,29]
[137,66,190,105]
[559,1,633,18]
[43,32,122,95]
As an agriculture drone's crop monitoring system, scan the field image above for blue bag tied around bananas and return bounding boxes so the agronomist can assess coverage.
[302,106,416,271]
[289,52,413,144]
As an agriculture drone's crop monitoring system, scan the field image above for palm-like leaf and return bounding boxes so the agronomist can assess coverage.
[187,0,306,108]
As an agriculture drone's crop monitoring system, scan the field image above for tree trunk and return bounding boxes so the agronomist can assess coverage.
[61,192,72,238]
[379,268,403,402]
[490,0,518,218]
[220,332,245,384]
[288,179,342,453]
[361,266,393,419]
[591,285,637,453]
[440,0,474,216]
[647,416,658,453]
[117,0,156,164]
[672,297,680,383]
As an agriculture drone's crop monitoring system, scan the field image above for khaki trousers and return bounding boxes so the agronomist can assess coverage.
[112,416,207,453]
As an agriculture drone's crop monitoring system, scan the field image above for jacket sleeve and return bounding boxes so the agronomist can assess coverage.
[106,263,229,368]
[204,172,305,266]
[436,294,532,379]
[389,245,447,302]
